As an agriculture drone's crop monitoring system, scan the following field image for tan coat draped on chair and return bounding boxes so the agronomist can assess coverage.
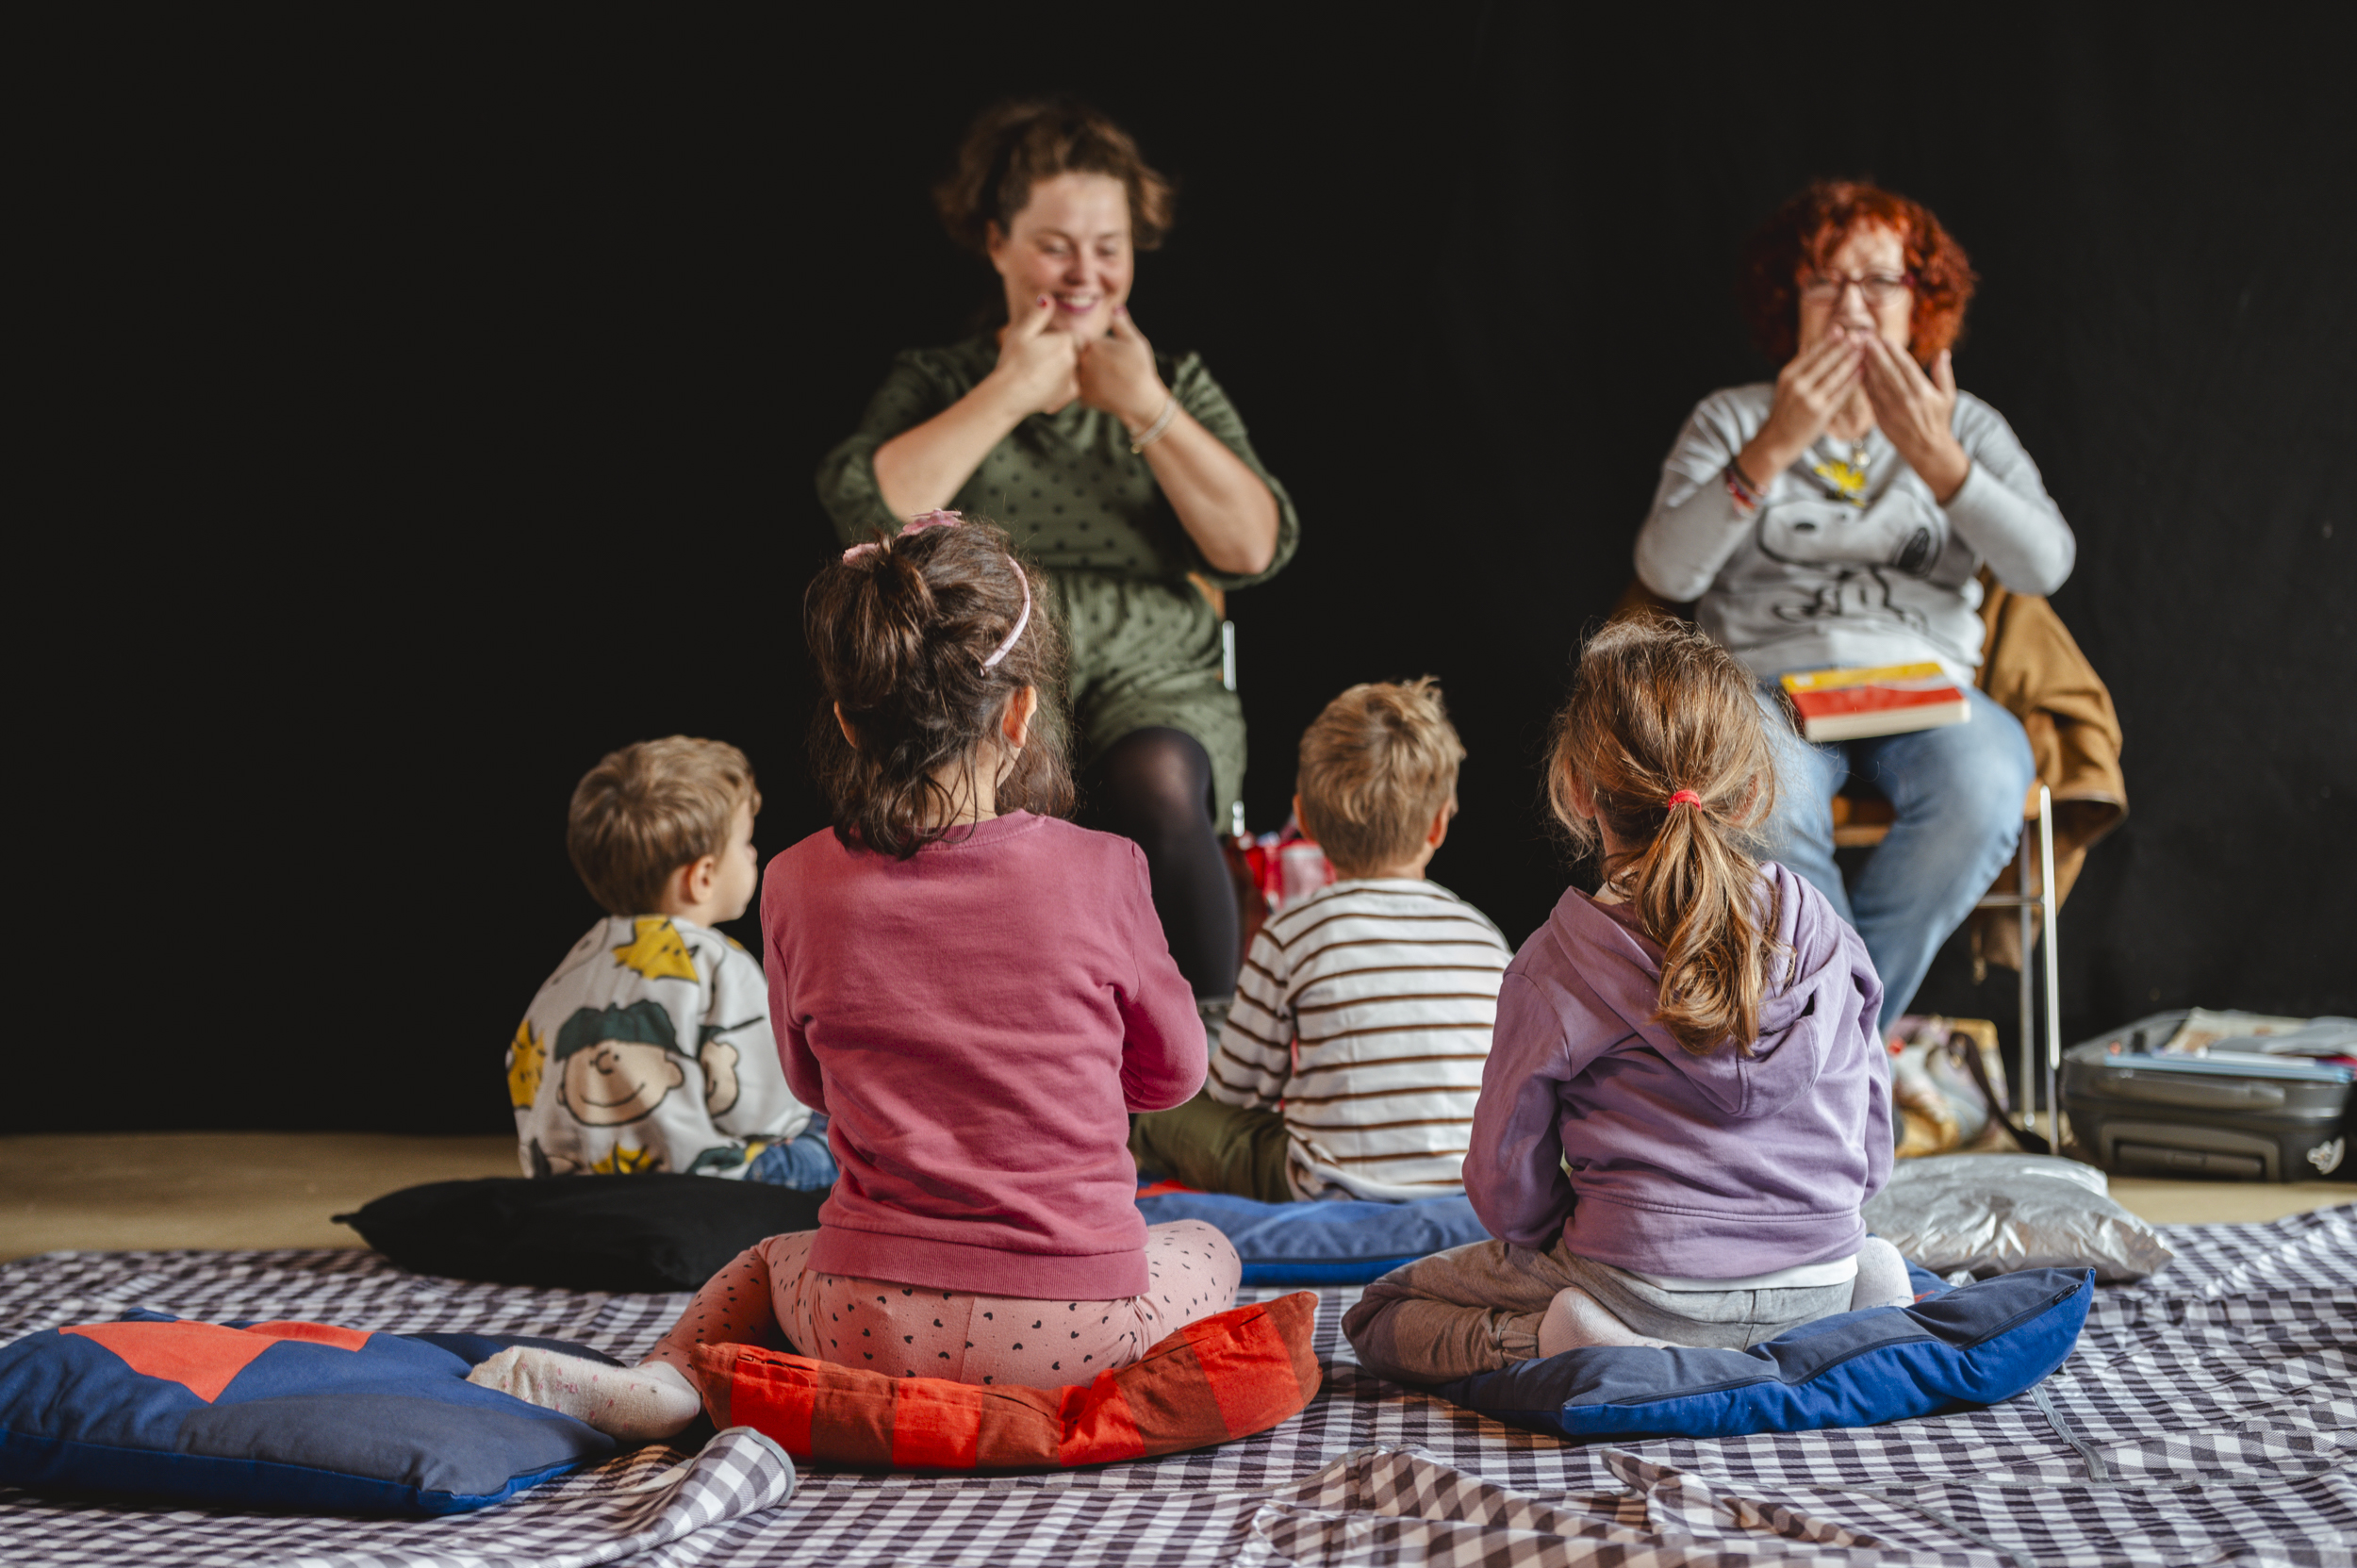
[1607,569,2127,977]
[1966,570,2126,976]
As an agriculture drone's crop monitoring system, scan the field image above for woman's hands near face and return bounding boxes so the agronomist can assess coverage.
[991,292,1081,416]
[1739,329,1863,485]
[987,294,1165,428]
[1766,331,1864,455]
[1076,305,1168,431]
[1860,337,1970,503]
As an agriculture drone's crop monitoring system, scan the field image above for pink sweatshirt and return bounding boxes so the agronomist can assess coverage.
[763,811,1204,1299]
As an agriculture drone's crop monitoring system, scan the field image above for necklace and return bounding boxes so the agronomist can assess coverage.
[1809,434,1874,507]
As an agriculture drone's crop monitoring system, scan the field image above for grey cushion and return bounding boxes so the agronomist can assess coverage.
[1863,1154,2174,1283]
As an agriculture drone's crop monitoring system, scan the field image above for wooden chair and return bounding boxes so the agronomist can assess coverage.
[1836,782,2062,1145]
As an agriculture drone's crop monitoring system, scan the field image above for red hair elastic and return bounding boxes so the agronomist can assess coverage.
[1665,790,1702,809]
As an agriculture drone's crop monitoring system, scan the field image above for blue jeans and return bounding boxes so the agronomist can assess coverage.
[746,1114,837,1191]
[1755,685,2035,1034]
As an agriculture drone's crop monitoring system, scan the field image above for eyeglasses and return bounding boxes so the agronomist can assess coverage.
[1800,271,1913,305]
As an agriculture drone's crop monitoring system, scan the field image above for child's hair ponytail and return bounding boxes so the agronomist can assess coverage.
[804,515,1071,857]
[1547,615,1785,1055]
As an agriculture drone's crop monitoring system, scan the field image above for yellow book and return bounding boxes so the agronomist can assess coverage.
[1779,663,1970,742]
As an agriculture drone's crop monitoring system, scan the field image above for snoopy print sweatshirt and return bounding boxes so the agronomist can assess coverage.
[507,915,813,1179]
[1636,386,2075,685]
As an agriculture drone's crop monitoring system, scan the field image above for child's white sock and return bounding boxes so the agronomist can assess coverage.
[467,1347,702,1442]
[1850,1236,1914,1311]
[1535,1285,1674,1356]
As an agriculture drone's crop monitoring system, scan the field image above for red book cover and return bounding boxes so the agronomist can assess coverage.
[1780,663,1971,742]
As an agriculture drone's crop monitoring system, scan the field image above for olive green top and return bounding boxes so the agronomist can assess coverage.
[816,335,1300,588]
[816,336,1300,824]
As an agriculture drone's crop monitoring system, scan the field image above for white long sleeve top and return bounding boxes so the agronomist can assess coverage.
[1635,384,2075,685]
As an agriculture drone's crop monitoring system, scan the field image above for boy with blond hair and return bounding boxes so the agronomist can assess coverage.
[1131,679,1510,1200]
[506,736,832,1187]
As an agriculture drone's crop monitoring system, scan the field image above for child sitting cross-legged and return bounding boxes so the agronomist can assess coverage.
[507,736,832,1188]
[472,514,1238,1440]
[1130,678,1513,1202]
[1342,617,1907,1384]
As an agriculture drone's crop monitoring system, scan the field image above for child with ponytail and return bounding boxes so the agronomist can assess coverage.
[1343,615,1905,1385]
[472,514,1237,1438]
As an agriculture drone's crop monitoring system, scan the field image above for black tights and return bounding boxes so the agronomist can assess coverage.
[1080,727,1238,1000]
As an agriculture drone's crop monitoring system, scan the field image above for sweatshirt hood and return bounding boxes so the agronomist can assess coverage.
[1539,862,1871,1121]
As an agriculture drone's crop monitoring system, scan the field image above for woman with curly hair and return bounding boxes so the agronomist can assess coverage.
[1633,180,2072,1032]
[817,100,1297,1027]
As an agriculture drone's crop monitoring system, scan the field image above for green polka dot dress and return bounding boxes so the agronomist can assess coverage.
[816,336,1300,822]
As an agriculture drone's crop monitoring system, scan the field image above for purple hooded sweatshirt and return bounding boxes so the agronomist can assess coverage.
[1464,862,1890,1279]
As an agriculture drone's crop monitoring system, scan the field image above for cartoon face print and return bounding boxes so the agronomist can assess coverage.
[701,1037,741,1117]
[1767,567,1931,630]
[560,1040,684,1126]
[1756,491,1946,576]
[552,1000,686,1128]
[696,1019,761,1118]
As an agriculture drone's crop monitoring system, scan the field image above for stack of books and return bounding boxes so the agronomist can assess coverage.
[1780,663,1971,742]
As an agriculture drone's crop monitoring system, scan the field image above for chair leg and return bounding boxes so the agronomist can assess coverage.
[2037,785,2062,1151]
[1224,620,1246,839]
[2017,829,2036,1135]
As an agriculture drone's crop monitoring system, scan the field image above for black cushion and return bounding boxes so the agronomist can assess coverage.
[335,1176,825,1292]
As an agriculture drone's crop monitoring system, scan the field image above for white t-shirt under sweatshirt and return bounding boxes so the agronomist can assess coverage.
[1635,385,2075,685]
[1210,878,1511,1200]
[507,915,812,1179]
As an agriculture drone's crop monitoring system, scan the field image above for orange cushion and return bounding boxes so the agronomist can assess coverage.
[691,1292,1320,1470]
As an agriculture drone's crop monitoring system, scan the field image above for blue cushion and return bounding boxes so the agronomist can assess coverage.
[1437,1267,2090,1441]
[1137,1190,1491,1284]
[0,1309,618,1514]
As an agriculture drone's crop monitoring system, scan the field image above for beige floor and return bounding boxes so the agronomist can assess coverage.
[1,1132,519,1261]
[0,1131,2348,1262]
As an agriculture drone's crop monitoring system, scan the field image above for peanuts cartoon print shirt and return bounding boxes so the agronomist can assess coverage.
[1634,384,2076,686]
[507,916,813,1179]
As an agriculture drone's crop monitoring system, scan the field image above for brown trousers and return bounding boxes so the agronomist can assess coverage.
[1343,1237,1854,1385]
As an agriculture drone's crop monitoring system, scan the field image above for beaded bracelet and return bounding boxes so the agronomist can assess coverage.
[1722,458,1769,513]
[1129,394,1179,454]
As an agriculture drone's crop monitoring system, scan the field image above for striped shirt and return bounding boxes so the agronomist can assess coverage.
[1208,878,1511,1200]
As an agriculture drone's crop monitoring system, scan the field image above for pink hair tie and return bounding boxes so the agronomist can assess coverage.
[843,509,1028,673]
[841,510,965,562]
[1665,789,1702,809]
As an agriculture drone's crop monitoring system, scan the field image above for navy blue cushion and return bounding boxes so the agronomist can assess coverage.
[0,1309,618,1514]
[1437,1267,2090,1441]
[1137,1190,1491,1284]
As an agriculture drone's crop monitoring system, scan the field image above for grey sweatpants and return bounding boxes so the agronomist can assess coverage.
[1343,1237,1868,1386]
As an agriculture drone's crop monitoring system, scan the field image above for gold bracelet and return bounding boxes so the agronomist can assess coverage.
[1129,394,1178,453]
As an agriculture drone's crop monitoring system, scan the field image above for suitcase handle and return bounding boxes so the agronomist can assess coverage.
[2104,1073,2287,1110]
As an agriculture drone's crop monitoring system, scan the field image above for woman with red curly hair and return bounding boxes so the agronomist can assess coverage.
[1633,180,2074,1032]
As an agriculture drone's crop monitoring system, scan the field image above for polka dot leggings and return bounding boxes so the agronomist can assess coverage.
[645,1220,1241,1389]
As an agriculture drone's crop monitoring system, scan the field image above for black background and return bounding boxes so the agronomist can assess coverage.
[27,8,2350,1133]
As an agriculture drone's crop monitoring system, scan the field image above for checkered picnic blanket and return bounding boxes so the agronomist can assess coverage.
[1,1205,2350,1566]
